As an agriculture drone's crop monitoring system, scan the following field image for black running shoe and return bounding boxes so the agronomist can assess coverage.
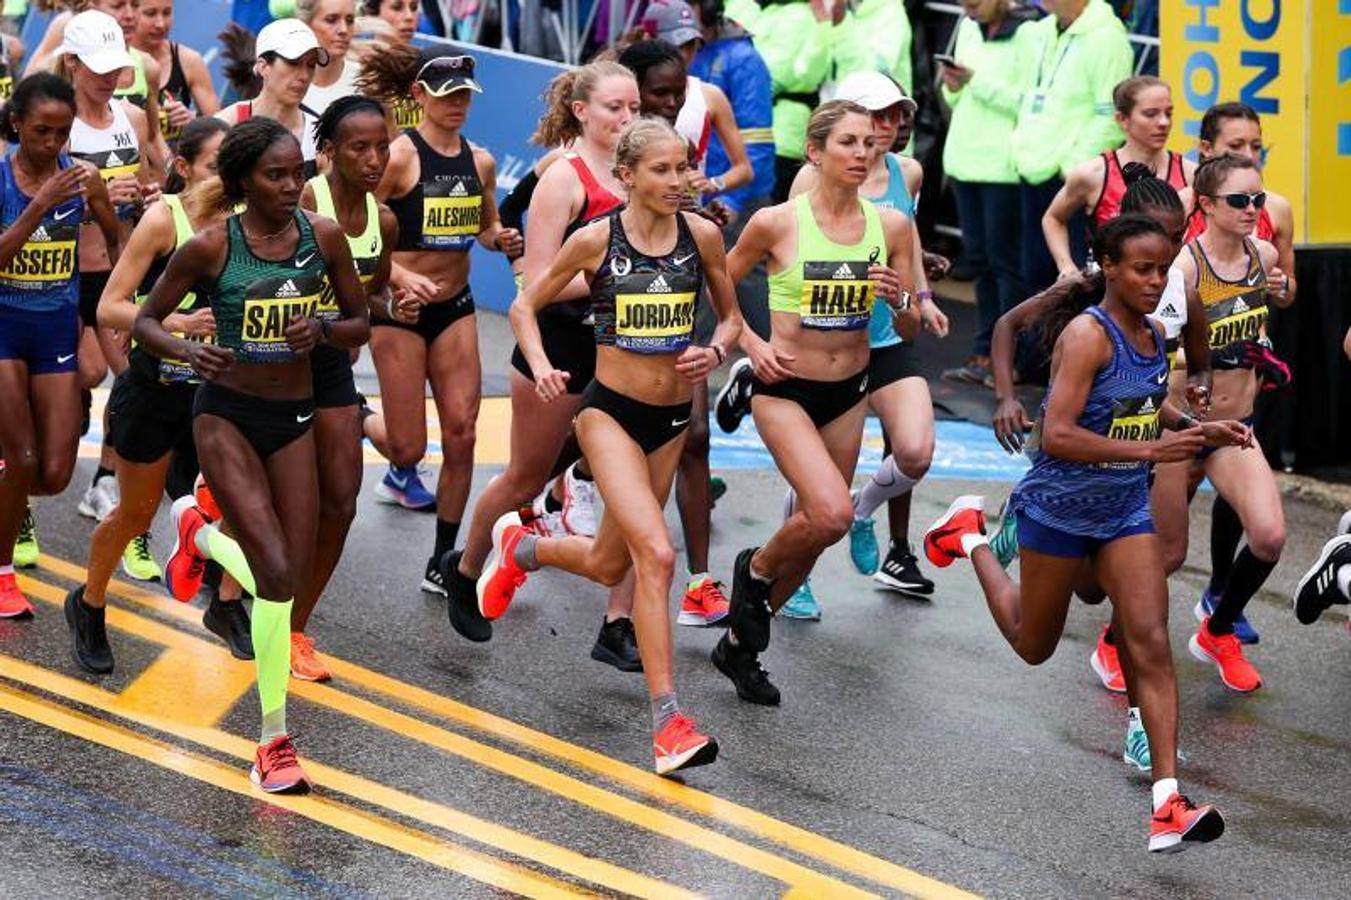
[443,551,492,642]
[711,634,780,706]
[421,554,448,596]
[873,541,935,596]
[728,547,772,652]
[714,357,754,434]
[1294,535,1351,624]
[590,616,643,672]
[204,594,254,660]
[65,585,113,675]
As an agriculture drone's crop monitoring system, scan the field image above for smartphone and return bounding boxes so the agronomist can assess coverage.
[933,53,958,67]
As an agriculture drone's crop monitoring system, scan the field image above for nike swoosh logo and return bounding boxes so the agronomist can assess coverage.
[56,353,75,363]
[53,209,77,221]
[296,411,314,423]
[1155,373,1168,384]
[672,253,697,266]
[672,418,690,428]
[296,253,316,267]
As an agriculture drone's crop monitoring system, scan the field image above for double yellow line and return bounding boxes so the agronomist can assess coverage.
[15,555,977,898]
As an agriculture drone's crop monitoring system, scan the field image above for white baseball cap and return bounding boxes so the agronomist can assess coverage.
[256,18,330,65]
[54,10,135,75]
[834,70,918,114]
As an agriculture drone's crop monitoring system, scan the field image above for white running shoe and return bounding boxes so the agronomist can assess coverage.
[78,475,119,522]
[560,464,599,537]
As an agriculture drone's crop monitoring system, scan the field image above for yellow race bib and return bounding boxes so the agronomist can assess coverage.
[239,274,322,362]
[613,272,698,354]
[800,260,873,330]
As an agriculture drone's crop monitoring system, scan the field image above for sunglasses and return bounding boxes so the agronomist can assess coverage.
[1212,191,1267,210]
[415,55,477,96]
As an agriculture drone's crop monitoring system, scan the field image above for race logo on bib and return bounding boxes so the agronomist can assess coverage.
[799,260,873,330]
[240,274,323,362]
[613,272,698,353]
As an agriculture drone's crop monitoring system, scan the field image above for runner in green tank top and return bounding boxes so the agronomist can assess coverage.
[134,118,369,794]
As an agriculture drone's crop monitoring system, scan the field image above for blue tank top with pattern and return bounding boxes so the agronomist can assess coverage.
[866,154,913,349]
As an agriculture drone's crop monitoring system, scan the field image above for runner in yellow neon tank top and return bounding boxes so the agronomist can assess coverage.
[715,100,917,705]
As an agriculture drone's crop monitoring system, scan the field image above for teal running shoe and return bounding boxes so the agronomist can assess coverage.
[848,493,880,575]
[989,500,1019,569]
[1123,712,1151,772]
[780,578,822,621]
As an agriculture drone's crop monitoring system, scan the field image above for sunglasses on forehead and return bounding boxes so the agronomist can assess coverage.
[1212,191,1267,210]
[415,55,476,94]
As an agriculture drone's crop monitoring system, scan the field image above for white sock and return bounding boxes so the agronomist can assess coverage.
[1337,565,1351,601]
[0,564,13,577]
[960,533,988,558]
[1152,777,1178,811]
[854,456,918,520]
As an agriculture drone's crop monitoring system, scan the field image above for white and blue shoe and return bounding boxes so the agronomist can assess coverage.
[848,493,880,575]
[780,578,822,621]
[1123,708,1185,773]
[374,464,437,511]
[1194,587,1260,645]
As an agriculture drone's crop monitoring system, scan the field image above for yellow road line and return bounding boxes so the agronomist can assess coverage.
[38,555,978,899]
[0,682,588,899]
[11,582,693,900]
[117,647,255,727]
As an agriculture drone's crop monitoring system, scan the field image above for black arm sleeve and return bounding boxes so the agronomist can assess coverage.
[498,168,540,233]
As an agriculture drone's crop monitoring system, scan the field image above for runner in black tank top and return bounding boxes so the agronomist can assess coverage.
[364,49,519,595]
[130,0,221,150]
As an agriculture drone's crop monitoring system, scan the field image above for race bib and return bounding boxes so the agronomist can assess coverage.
[0,222,78,290]
[613,272,698,353]
[1206,289,1267,350]
[1099,391,1165,469]
[800,259,873,330]
[158,331,213,383]
[421,179,480,250]
[239,274,322,362]
[80,148,140,183]
[393,98,422,130]
[0,75,13,101]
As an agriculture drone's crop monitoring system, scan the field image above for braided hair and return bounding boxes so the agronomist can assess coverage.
[1119,161,1183,216]
[193,117,298,214]
[313,95,386,150]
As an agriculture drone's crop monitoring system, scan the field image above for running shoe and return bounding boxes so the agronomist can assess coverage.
[442,550,492,642]
[653,713,718,776]
[1123,713,1151,772]
[193,475,222,521]
[421,554,447,596]
[1149,792,1224,853]
[64,585,113,675]
[203,595,253,660]
[13,505,38,569]
[847,492,880,575]
[709,476,727,506]
[527,493,567,537]
[677,576,729,626]
[374,463,437,511]
[714,357,754,433]
[727,547,772,652]
[590,617,643,672]
[873,541,935,596]
[1339,510,1351,537]
[711,634,780,706]
[78,474,119,522]
[560,464,598,537]
[165,495,211,602]
[120,532,162,582]
[922,496,986,568]
[290,632,332,682]
[1189,617,1263,692]
[940,355,992,386]
[477,511,531,620]
[1293,534,1351,624]
[250,735,312,794]
[0,572,34,619]
[1194,588,1259,644]
[780,578,821,621]
[1090,625,1126,693]
[989,498,1019,569]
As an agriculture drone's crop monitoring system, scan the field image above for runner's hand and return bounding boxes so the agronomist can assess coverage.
[1268,266,1290,304]
[923,252,951,282]
[1185,377,1212,417]
[163,96,193,129]
[165,308,216,337]
[285,316,323,354]
[675,345,718,383]
[921,298,949,337]
[389,289,422,323]
[32,165,87,212]
[867,264,900,304]
[140,179,163,207]
[743,334,794,383]
[993,397,1032,454]
[533,366,570,402]
[1201,419,1253,449]
[393,268,440,304]
[106,174,141,206]
[494,227,523,257]
[1149,426,1205,463]
[186,342,233,380]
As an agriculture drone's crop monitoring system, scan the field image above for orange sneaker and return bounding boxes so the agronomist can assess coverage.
[165,495,210,602]
[0,573,35,619]
[193,475,222,521]
[1090,625,1126,693]
[290,632,332,682]
[1149,792,1224,853]
[250,735,312,794]
[653,713,719,776]
[677,576,730,627]
[1189,617,1262,692]
[922,496,986,568]
[477,511,531,620]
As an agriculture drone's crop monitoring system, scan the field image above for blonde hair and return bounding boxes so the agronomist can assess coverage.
[806,99,871,153]
[531,60,634,148]
[295,0,355,23]
[613,117,682,177]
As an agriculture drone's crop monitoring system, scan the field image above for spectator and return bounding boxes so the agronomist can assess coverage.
[938,0,1039,385]
[1010,0,1132,293]
[831,0,913,95]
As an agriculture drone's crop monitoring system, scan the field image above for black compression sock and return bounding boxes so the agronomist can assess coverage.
[1208,495,1244,594]
[1209,547,1278,633]
[434,519,461,558]
[92,465,114,487]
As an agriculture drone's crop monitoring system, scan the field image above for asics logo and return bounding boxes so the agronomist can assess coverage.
[296,411,314,423]
[296,253,316,267]
[53,208,78,222]
[672,253,697,266]
[56,353,75,364]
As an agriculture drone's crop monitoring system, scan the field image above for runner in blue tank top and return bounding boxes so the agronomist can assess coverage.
[922,215,1250,854]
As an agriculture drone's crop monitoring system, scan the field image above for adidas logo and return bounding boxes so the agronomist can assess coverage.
[1140,397,1155,413]
[1159,303,1178,317]
[31,225,50,241]
[106,151,122,167]
[832,263,855,280]
[449,181,468,196]
[277,279,301,297]
[1232,297,1249,313]
[647,274,670,293]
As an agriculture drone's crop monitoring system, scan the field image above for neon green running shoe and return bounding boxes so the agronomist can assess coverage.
[13,506,38,569]
[121,532,163,583]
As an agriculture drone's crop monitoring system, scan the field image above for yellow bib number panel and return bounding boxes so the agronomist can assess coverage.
[239,274,322,362]
[800,260,873,330]
[613,272,698,354]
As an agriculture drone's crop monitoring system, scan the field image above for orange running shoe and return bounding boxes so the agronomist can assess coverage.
[165,495,210,602]
[1090,625,1126,693]
[193,474,222,522]
[677,576,730,627]
[0,573,35,619]
[1149,792,1224,853]
[1189,617,1262,692]
[653,713,719,776]
[477,511,531,620]
[250,735,312,794]
[290,632,332,682]
[922,496,986,568]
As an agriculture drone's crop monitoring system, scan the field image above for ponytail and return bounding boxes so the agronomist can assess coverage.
[354,40,419,103]
[531,60,633,147]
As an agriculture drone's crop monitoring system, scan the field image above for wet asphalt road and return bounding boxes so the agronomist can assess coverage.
[3,311,1351,899]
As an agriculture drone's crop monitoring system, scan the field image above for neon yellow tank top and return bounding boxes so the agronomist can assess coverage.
[309,174,382,323]
[767,193,885,331]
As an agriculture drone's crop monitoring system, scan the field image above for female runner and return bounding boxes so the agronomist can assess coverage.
[715,101,914,704]
[362,0,422,130]
[441,60,637,643]
[66,117,240,673]
[130,0,220,148]
[359,48,518,591]
[0,73,114,616]
[139,117,367,792]
[294,0,359,117]
[291,95,397,681]
[480,118,742,775]
[1042,75,1193,277]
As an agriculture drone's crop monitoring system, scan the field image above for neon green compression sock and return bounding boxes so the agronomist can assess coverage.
[195,523,256,597]
[252,596,292,743]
